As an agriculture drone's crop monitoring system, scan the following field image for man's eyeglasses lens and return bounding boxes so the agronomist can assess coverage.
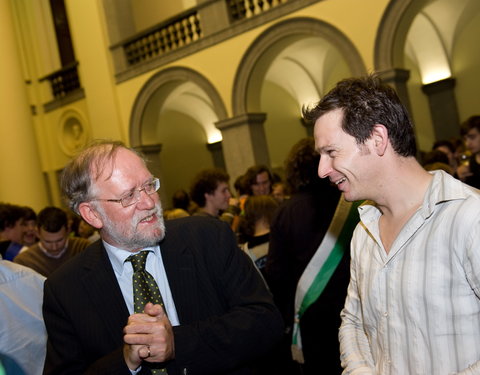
[121,178,160,207]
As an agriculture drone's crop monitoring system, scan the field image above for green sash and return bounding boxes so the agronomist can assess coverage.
[291,196,360,363]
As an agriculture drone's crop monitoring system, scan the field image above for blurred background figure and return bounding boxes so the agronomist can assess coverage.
[457,115,480,188]
[421,149,454,175]
[77,218,100,243]
[432,139,459,172]
[14,207,90,277]
[244,165,273,196]
[21,206,38,249]
[265,137,353,375]
[190,168,232,218]
[240,194,279,279]
[0,260,46,375]
[0,203,26,261]
[271,181,289,204]
[164,189,192,220]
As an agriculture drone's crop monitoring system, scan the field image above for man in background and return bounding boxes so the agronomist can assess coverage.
[14,206,90,277]
[189,168,232,218]
[244,165,273,196]
[0,203,26,260]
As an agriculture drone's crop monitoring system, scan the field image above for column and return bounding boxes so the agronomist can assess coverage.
[215,113,270,180]
[421,78,460,141]
[134,144,166,203]
[206,141,226,170]
[0,0,49,211]
[377,68,413,115]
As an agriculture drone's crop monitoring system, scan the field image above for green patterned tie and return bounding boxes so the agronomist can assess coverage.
[126,251,167,374]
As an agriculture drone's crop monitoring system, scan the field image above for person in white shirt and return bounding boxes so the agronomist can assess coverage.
[0,260,46,375]
[303,74,480,375]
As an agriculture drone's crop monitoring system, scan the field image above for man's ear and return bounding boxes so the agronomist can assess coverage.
[78,202,103,229]
[371,124,389,156]
[204,192,212,204]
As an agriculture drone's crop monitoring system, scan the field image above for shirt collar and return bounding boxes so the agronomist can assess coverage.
[103,240,161,276]
[38,239,69,259]
[358,170,468,223]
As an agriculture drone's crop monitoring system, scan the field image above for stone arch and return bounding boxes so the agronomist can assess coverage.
[129,66,228,147]
[232,16,367,116]
[374,0,425,71]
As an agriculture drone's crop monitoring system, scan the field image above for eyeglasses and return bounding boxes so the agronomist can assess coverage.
[91,178,160,208]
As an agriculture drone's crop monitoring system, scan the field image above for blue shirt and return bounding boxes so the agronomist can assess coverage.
[4,242,23,261]
[0,260,46,375]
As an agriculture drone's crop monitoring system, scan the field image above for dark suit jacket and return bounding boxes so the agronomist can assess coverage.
[265,186,353,375]
[43,216,283,375]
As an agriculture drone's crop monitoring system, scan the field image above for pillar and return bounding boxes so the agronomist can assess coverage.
[421,78,460,141]
[215,113,270,180]
[206,141,226,170]
[133,144,166,203]
[0,0,49,211]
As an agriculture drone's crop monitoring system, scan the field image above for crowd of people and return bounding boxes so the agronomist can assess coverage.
[1,74,479,375]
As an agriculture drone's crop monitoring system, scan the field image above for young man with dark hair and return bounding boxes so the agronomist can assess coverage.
[0,203,26,260]
[304,74,480,374]
[189,168,232,218]
[14,206,90,277]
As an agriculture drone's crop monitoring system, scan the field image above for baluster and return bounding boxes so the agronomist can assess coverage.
[194,13,202,39]
[245,0,254,18]
[257,0,265,13]
[185,16,194,42]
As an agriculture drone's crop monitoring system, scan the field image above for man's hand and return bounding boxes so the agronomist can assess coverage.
[123,303,175,370]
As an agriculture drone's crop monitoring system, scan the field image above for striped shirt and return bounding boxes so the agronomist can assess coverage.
[339,170,480,375]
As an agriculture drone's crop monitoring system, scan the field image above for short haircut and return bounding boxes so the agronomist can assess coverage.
[303,73,417,157]
[460,115,480,136]
[37,207,68,233]
[189,168,230,208]
[60,140,145,214]
[0,203,26,231]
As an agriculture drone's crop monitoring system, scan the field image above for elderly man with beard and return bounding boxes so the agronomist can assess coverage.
[42,140,283,375]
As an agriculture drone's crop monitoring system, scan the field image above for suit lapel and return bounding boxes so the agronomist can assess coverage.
[160,236,199,324]
[81,242,130,345]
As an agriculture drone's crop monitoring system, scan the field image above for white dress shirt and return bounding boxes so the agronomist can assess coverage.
[339,170,480,375]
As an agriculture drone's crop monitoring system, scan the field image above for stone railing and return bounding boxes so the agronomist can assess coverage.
[39,62,81,99]
[228,0,290,21]
[123,9,202,67]
[39,62,85,112]
[111,0,318,82]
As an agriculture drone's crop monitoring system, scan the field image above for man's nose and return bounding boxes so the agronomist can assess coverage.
[137,189,156,209]
[318,157,332,179]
